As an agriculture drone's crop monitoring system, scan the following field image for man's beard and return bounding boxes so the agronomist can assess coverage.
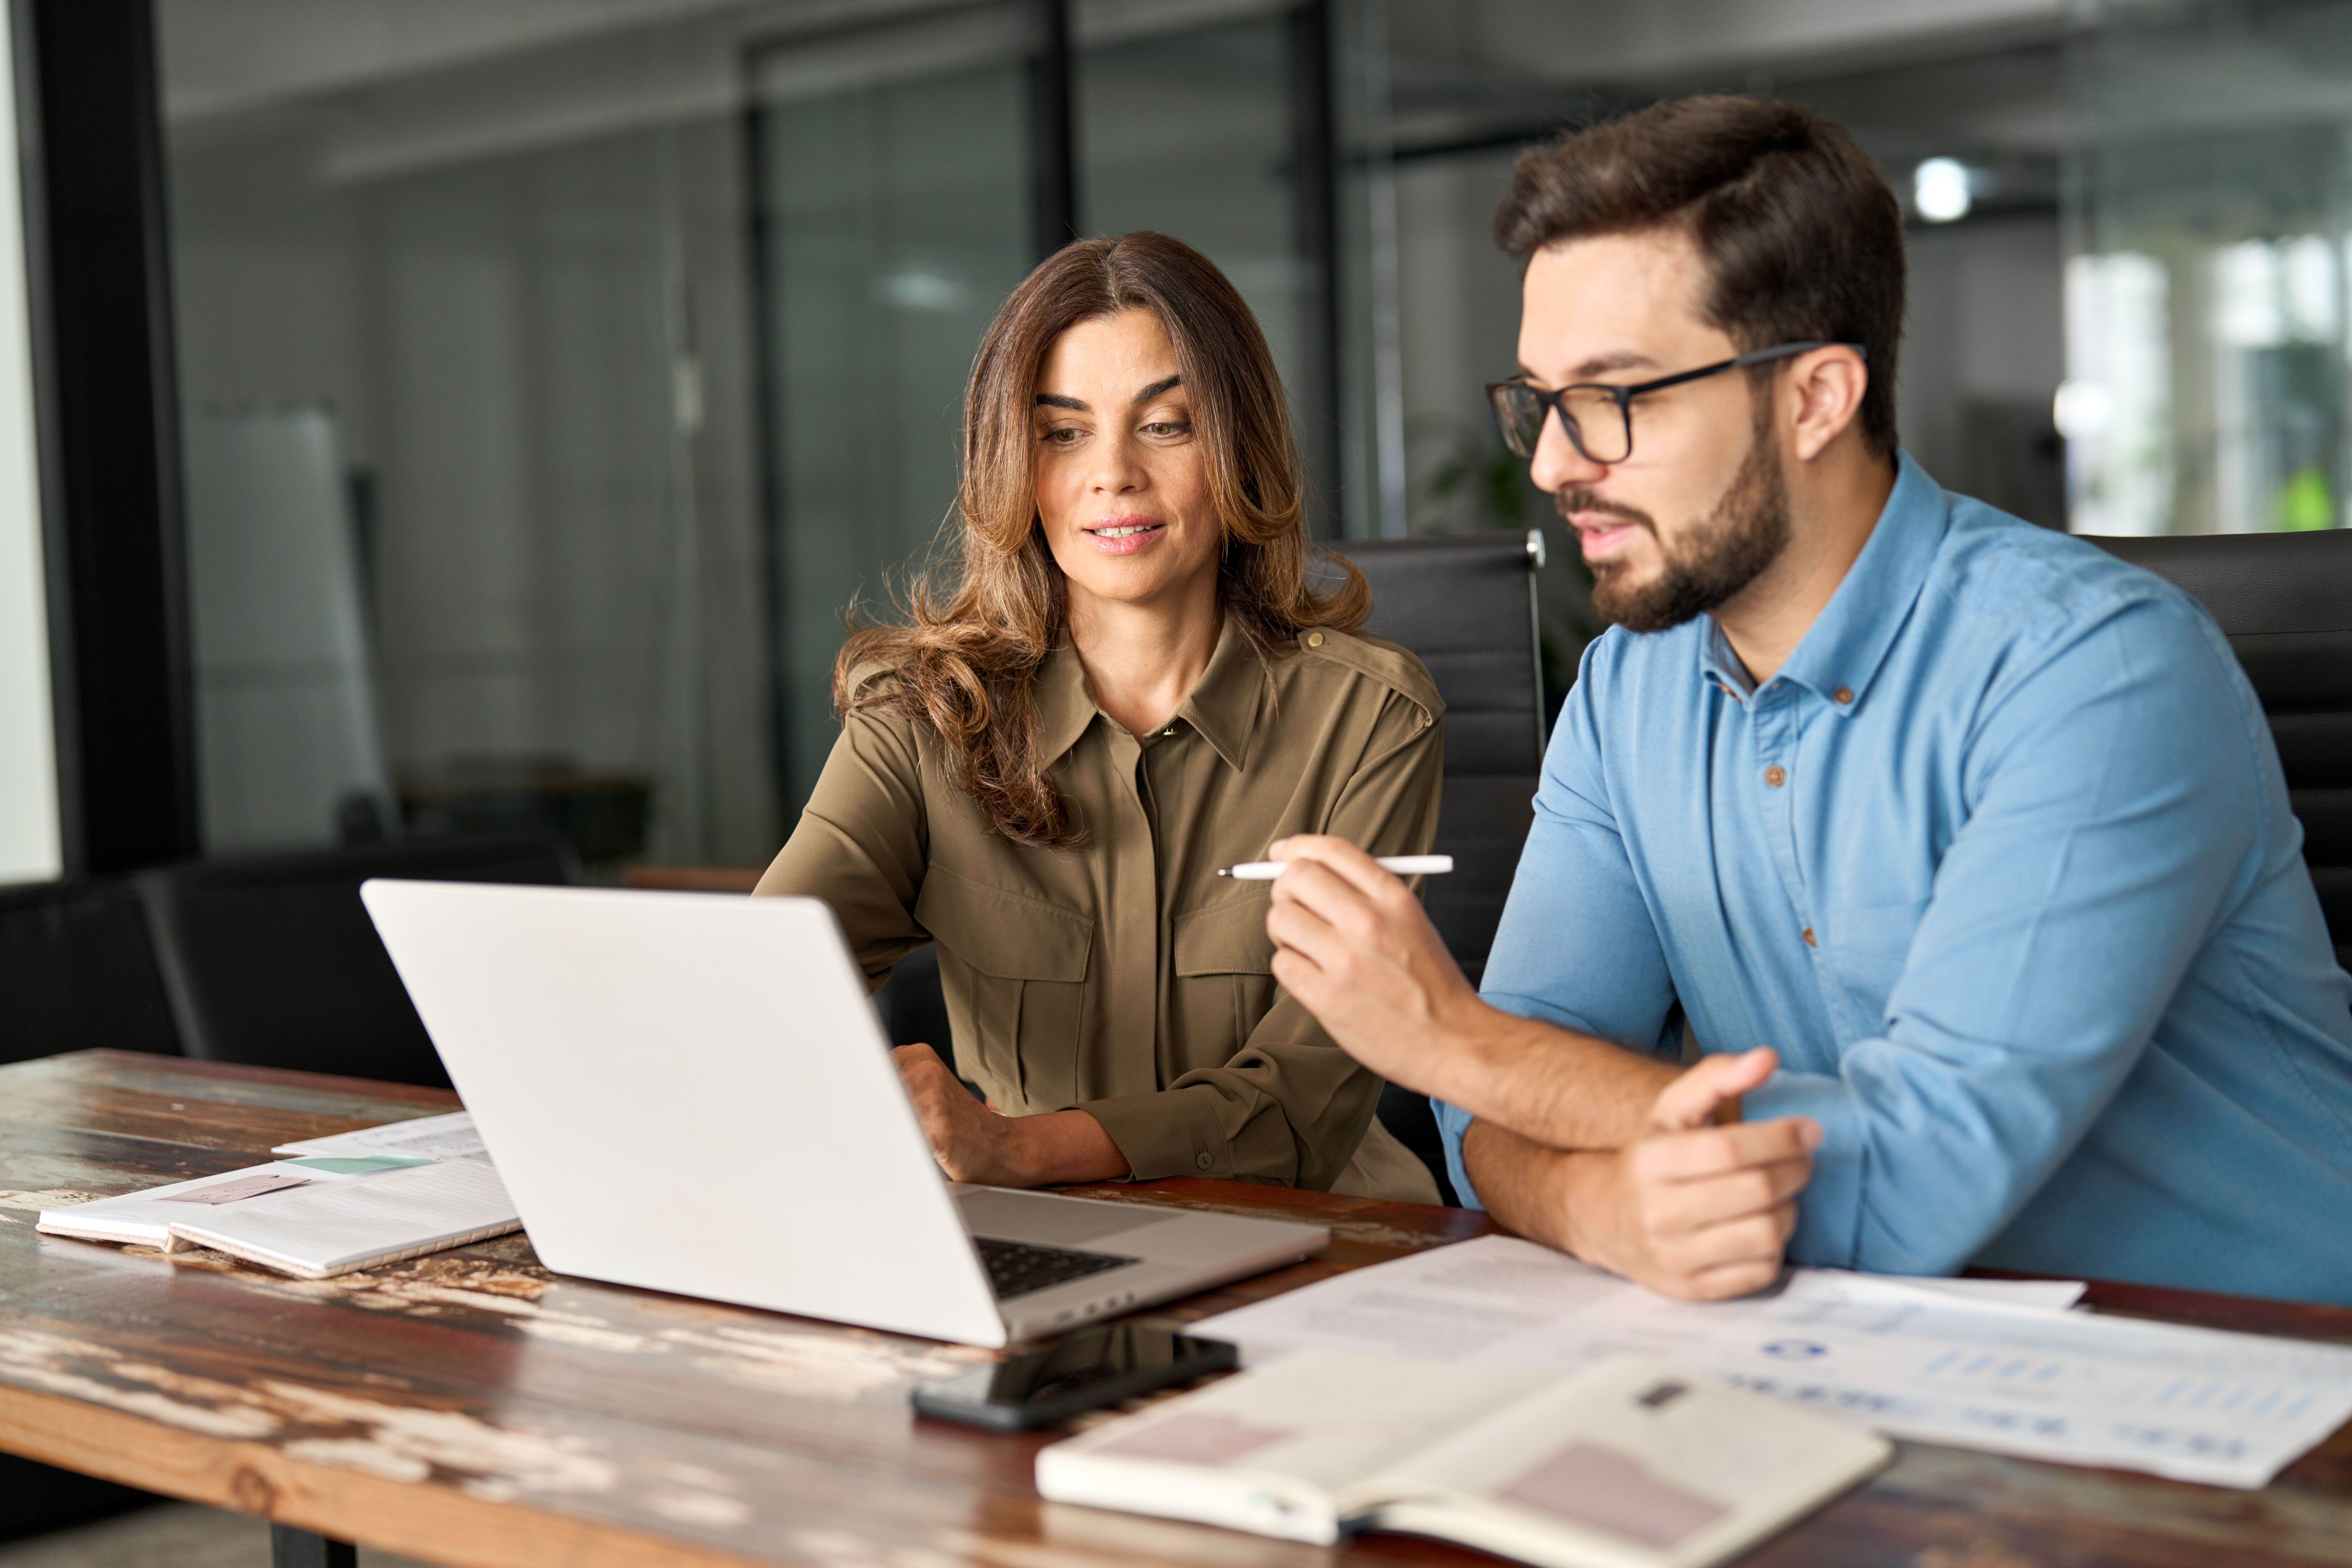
[1563,416,1791,635]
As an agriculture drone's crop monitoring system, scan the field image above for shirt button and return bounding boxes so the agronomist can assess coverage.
[1195,1152,1213,1170]
[1802,926,1816,947]
[1764,765,1786,787]
[1834,687,1854,705]
[1305,631,1325,648]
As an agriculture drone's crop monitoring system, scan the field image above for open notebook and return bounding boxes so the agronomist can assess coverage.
[38,1156,517,1279]
[1037,1348,1890,1568]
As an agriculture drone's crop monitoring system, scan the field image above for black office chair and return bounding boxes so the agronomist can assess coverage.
[135,834,575,1087]
[2090,530,2352,971]
[878,945,955,1058]
[1338,530,1550,1203]
[0,877,182,1064]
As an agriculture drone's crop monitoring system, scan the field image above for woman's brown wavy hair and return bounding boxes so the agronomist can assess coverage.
[834,231,1370,848]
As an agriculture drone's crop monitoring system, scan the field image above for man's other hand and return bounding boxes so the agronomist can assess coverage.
[1558,1048,1817,1300]
[1263,834,1480,1095]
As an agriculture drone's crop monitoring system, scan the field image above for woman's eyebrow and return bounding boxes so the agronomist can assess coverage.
[1130,374,1182,406]
[1035,393,1088,411]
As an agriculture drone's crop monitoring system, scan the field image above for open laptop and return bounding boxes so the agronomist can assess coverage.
[359,881,1329,1347]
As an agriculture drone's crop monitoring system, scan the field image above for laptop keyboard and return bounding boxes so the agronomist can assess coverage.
[975,1236,1139,1301]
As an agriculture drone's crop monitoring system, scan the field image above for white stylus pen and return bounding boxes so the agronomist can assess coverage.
[1216,854,1454,880]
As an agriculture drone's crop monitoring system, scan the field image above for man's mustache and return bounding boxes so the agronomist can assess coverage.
[1554,485,1656,531]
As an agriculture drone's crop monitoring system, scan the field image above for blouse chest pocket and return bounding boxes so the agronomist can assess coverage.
[1173,893,1277,1057]
[914,869,1093,1108]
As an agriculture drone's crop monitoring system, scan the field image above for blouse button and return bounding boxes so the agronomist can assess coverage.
[1195,1152,1214,1170]
[1802,926,1817,947]
[1764,765,1787,788]
[1305,631,1325,648]
[1834,686,1855,705]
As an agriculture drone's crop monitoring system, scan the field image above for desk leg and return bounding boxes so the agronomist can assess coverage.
[269,1523,357,1568]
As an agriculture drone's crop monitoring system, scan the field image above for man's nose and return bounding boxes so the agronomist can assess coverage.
[1529,407,1607,495]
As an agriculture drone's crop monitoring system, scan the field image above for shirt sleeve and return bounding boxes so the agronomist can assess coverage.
[1080,690,1444,1188]
[1435,639,1681,1206]
[752,703,930,988]
[1743,596,2267,1275]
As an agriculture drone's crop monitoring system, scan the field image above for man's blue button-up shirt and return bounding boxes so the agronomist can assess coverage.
[1436,454,2352,1305]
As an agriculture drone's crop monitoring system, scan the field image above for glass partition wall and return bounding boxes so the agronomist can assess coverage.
[2066,0,2352,535]
[159,8,779,867]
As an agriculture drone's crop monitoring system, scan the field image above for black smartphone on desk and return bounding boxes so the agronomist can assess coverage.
[912,1323,1236,1431]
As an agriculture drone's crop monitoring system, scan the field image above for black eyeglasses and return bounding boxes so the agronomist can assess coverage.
[1486,340,1865,464]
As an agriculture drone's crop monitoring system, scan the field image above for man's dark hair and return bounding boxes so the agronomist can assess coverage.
[1495,95,1905,457]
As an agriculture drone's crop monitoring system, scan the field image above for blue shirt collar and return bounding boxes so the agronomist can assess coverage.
[1701,450,1948,714]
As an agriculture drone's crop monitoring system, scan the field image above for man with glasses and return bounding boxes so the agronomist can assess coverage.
[1266,96,2352,1305]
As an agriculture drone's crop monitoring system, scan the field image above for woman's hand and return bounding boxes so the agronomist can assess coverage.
[892,1044,1131,1186]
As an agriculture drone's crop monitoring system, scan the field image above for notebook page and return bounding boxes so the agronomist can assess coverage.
[165,1157,516,1273]
[1364,1356,1889,1568]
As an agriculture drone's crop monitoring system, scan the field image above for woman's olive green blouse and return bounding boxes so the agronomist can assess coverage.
[754,617,1445,1198]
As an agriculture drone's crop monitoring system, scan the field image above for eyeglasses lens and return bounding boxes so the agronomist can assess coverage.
[1490,384,1544,458]
[1490,385,1631,464]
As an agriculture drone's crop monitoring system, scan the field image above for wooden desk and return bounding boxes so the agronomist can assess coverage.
[1,1051,2347,1568]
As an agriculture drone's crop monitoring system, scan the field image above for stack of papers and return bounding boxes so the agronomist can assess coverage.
[1190,1236,2352,1488]
[38,1112,514,1279]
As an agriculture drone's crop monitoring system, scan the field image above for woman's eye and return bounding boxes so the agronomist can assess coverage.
[1142,421,1192,438]
[1039,427,1084,447]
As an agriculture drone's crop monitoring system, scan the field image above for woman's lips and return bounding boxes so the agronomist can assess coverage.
[1084,517,1167,557]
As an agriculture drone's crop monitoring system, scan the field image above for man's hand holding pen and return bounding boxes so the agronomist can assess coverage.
[1261,836,1485,1099]
[1263,834,1816,1302]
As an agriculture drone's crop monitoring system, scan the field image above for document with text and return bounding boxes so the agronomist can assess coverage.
[272,1110,486,1162]
[1189,1236,2352,1488]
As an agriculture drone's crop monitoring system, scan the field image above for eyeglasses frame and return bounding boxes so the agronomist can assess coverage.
[1486,340,1867,464]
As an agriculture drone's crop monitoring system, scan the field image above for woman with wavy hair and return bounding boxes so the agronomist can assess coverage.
[755,232,1443,1201]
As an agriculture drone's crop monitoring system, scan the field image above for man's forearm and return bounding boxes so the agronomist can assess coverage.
[1431,999,1678,1150]
[1462,1119,1596,1254]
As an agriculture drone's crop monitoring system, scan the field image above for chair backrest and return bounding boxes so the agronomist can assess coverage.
[0,877,181,1064]
[1339,530,1548,986]
[136,834,574,1086]
[2089,531,2352,968]
[1336,530,1546,1206]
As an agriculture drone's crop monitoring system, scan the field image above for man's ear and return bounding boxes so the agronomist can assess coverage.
[1785,345,1868,462]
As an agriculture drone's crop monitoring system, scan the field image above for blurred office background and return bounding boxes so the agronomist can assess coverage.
[3,4,2347,1553]
[10,0,2352,885]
